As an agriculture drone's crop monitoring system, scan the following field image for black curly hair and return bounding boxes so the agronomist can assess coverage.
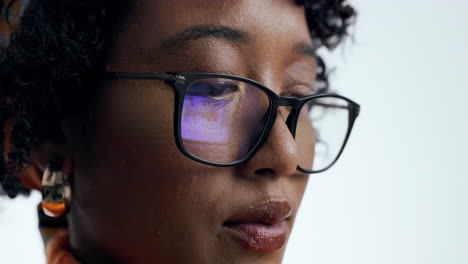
[0,0,356,198]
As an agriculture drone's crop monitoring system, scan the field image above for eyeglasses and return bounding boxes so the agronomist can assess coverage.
[104,71,360,174]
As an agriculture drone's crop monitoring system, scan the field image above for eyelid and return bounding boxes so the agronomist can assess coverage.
[281,83,317,98]
[188,80,240,100]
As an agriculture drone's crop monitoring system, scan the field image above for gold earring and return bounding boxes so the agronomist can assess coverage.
[41,166,72,217]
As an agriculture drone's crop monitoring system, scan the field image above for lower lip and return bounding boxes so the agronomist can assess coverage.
[222,221,289,252]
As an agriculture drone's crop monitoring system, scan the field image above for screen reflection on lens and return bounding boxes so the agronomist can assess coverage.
[181,78,270,163]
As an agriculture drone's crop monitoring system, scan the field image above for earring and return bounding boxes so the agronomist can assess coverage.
[41,165,72,217]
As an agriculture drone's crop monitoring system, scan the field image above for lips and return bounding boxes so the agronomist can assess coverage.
[222,200,293,252]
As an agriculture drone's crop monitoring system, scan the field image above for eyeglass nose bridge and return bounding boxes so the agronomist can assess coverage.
[276,96,303,137]
[277,96,299,107]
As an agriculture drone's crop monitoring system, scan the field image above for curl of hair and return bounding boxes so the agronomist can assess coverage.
[301,0,356,49]
[0,0,356,197]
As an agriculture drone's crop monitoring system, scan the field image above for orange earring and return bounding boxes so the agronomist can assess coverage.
[41,166,72,217]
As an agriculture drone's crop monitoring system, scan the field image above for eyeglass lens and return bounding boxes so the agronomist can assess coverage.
[296,97,351,172]
[181,77,271,163]
[180,77,351,172]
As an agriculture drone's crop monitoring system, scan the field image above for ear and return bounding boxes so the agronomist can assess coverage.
[2,117,73,192]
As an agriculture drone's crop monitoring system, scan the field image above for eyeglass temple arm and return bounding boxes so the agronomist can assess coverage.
[103,72,186,84]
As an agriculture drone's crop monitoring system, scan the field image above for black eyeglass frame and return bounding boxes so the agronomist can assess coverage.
[104,71,360,174]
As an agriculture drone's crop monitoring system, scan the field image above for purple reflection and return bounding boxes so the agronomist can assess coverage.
[181,95,230,143]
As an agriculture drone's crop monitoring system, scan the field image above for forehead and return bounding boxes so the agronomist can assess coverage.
[131,0,311,50]
[135,0,307,28]
[107,0,315,85]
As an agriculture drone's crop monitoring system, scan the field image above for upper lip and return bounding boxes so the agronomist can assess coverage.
[224,199,293,225]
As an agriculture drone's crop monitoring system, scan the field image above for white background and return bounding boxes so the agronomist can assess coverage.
[285,0,468,263]
[1,0,468,263]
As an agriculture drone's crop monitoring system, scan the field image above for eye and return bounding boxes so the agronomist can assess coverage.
[187,80,239,99]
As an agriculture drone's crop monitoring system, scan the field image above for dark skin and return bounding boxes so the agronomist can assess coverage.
[16,0,317,263]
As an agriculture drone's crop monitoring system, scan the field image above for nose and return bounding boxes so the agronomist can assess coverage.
[236,109,300,179]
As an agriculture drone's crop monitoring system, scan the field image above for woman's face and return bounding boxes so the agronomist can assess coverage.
[68,0,316,263]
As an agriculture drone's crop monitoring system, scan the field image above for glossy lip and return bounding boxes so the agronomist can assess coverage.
[222,199,293,252]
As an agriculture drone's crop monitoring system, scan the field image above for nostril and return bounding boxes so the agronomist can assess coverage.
[254,168,275,175]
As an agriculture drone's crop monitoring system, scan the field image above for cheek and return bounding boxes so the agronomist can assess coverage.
[72,81,226,261]
[90,80,180,207]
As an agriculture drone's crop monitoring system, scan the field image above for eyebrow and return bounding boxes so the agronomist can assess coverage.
[159,24,251,50]
[158,24,316,59]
